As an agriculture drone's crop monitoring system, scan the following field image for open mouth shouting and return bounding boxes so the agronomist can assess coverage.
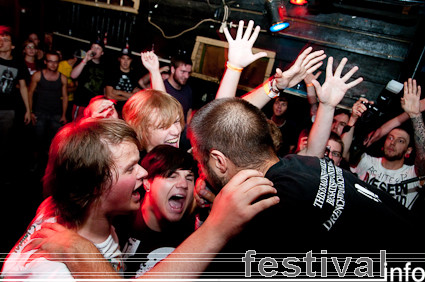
[168,190,187,214]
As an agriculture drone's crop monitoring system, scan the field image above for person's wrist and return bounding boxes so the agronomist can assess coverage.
[348,116,358,127]
[264,77,281,98]
[226,61,243,73]
[408,112,421,118]
[319,102,336,111]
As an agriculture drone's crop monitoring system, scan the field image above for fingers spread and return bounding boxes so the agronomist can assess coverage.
[334,57,348,78]
[295,47,313,65]
[243,20,254,41]
[341,66,359,82]
[346,77,363,89]
[236,20,244,40]
[248,25,261,44]
[326,57,334,79]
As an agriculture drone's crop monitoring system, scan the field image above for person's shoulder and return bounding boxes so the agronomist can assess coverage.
[266,155,319,175]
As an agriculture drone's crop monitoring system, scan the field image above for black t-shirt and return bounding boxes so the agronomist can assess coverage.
[164,79,192,121]
[204,155,421,277]
[117,208,195,278]
[0,57,29,110]
[73,60,105,107]
[105,68,141,112]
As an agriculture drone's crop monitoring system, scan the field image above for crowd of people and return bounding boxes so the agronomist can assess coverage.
[1,19,424,279]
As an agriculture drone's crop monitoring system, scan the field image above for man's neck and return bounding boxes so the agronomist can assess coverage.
[141,200,163,232]
[272,115,286,127]
[43,69,59,80]
[167,77,181,90]
[77,212,111,244]
[120,67,130,73]
[92,58,101,64]
[381,157,404,170]
[0,51,12,60]
[235,152,280,176]
[259,155,281,175]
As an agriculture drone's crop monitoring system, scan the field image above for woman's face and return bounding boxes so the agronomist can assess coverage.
[145,116,182,152]
[24,42,36,57]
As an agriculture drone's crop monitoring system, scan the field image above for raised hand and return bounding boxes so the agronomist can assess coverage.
[304,71,322,85]
[223,20,267,68]
[312,57,363,108]
[401,78,421,117]
[275,47,326,90]
[141,51,160,72]
[205,169,279,241]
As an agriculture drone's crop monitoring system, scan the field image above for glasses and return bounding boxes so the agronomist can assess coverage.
[330,151,342,158]
[0,37,12,43]
[46,60,59,63]
[25,45,35,49]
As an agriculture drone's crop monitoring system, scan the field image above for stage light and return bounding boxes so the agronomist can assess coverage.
[270,22,290,32]
[265,0,290,32]
[290,0,307,5]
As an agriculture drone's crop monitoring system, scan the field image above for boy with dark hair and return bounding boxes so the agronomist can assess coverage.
[119,145,197,277]
[105,46,144,116]
[165,54,193,122]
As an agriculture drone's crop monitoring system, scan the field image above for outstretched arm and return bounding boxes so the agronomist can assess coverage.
[304,57,363,157]
[364,97,425,147]
[341,97,369,160]
[304,71,322,121]
[243,47,326,109]
[24,171,278,279]
[215,20,267,100]
[141,51,166,92]
[401,78,425,177]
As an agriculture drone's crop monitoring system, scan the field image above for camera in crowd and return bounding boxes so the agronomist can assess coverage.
[350,79,404,159]
[358,80,404,124]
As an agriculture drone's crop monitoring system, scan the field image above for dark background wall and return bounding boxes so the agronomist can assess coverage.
[1,0,424,128]
[2,0,424,108]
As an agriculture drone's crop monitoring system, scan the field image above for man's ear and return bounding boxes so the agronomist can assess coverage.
[170,66,176,74]
[143,179,150,192]
[405,147,413,158]
[210,149,228,174]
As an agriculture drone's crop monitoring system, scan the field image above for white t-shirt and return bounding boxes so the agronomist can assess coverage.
[351,153,421,209]
[1,198,124,279]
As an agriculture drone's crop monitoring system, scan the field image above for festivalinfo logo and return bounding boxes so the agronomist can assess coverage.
[241,250,425,281]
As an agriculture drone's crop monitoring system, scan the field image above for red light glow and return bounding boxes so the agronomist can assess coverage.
[290,0,307,5]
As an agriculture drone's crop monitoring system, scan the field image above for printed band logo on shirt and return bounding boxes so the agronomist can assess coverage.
[314,159,346,231]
